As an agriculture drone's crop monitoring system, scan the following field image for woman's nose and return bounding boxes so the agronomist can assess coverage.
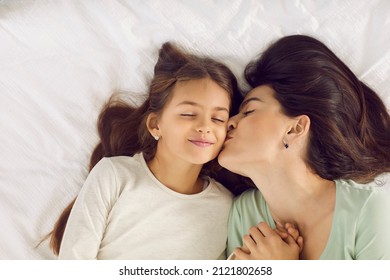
[227,114,239,131]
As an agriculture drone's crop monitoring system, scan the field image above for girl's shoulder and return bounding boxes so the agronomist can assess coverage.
[86,154,147,199]
[88,154,145,194]
[208,177,234,198]
[94,153,144,176]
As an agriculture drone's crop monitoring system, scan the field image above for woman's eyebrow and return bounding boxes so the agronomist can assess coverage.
[176,101,229,113]
[239,97,262,111]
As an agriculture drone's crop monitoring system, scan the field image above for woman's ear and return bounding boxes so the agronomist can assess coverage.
[284,115,310,147]
[146,113,160,139]
[291,115,310,136]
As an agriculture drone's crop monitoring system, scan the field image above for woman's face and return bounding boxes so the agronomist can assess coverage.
[218,85,291,176]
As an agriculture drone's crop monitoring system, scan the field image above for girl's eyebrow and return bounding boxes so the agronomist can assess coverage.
[176,101,229,113]
[239,97,262,111]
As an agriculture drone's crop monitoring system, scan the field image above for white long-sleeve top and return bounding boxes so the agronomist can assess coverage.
[58,153,232,259]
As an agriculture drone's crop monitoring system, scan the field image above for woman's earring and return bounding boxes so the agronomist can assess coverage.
[283,139,289,149]
[153,135,160,141]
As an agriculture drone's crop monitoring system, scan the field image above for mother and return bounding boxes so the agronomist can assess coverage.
[219,35,390,259]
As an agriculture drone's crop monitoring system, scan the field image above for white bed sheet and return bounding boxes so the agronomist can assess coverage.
[0,0,389,259]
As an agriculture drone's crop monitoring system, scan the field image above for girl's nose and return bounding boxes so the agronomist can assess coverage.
[197,127,211,133]
[196,119,211,133]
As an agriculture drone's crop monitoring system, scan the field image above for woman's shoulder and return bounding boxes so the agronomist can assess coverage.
[336,177,390,215]
[232,188,268,216]
[336,177,390,259]
[228,188,274,232]
[337,177,390,199]
[235,188,263,202]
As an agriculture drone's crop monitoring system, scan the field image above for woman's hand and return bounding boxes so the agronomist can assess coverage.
[282,222,303,252]
[233,222,303,260]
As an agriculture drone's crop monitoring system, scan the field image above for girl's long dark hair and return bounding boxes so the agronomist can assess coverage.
[48,42,241,255]
[245,35,390,183]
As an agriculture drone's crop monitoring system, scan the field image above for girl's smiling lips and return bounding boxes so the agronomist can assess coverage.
[188,138,214,147]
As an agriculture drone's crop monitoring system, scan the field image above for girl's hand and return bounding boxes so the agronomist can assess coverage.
[233,222,302,260]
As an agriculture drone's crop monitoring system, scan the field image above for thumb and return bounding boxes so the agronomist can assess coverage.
[241,242,250,254]
[233,247,250,260]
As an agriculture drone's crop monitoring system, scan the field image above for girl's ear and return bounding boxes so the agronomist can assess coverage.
[146,113,160,138]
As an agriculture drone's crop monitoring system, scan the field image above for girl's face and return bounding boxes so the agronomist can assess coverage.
[155,77,231,165]
[218,85,291,176]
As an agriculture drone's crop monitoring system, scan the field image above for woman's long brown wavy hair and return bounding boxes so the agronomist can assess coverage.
[245,35,390,183]
[47,42,241,255]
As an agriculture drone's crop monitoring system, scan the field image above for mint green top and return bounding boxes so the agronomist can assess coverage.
[227,180,390,259]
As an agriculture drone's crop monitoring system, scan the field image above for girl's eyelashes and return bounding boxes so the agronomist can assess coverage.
[180,113,226,123]
[212,117,226,123]
[180,113,195,117]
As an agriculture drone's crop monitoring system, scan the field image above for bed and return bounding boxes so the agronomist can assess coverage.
[1,0,389,259]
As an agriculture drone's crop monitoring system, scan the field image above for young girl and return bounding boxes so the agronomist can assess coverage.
[49,42,242,259]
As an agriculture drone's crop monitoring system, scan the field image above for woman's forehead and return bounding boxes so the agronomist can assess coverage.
[244,85,274,101]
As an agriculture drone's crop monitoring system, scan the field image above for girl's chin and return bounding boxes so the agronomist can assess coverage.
[190,155,217,165]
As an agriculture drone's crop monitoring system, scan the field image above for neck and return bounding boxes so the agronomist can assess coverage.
[247,159,336,232]
[147,153,204,195]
